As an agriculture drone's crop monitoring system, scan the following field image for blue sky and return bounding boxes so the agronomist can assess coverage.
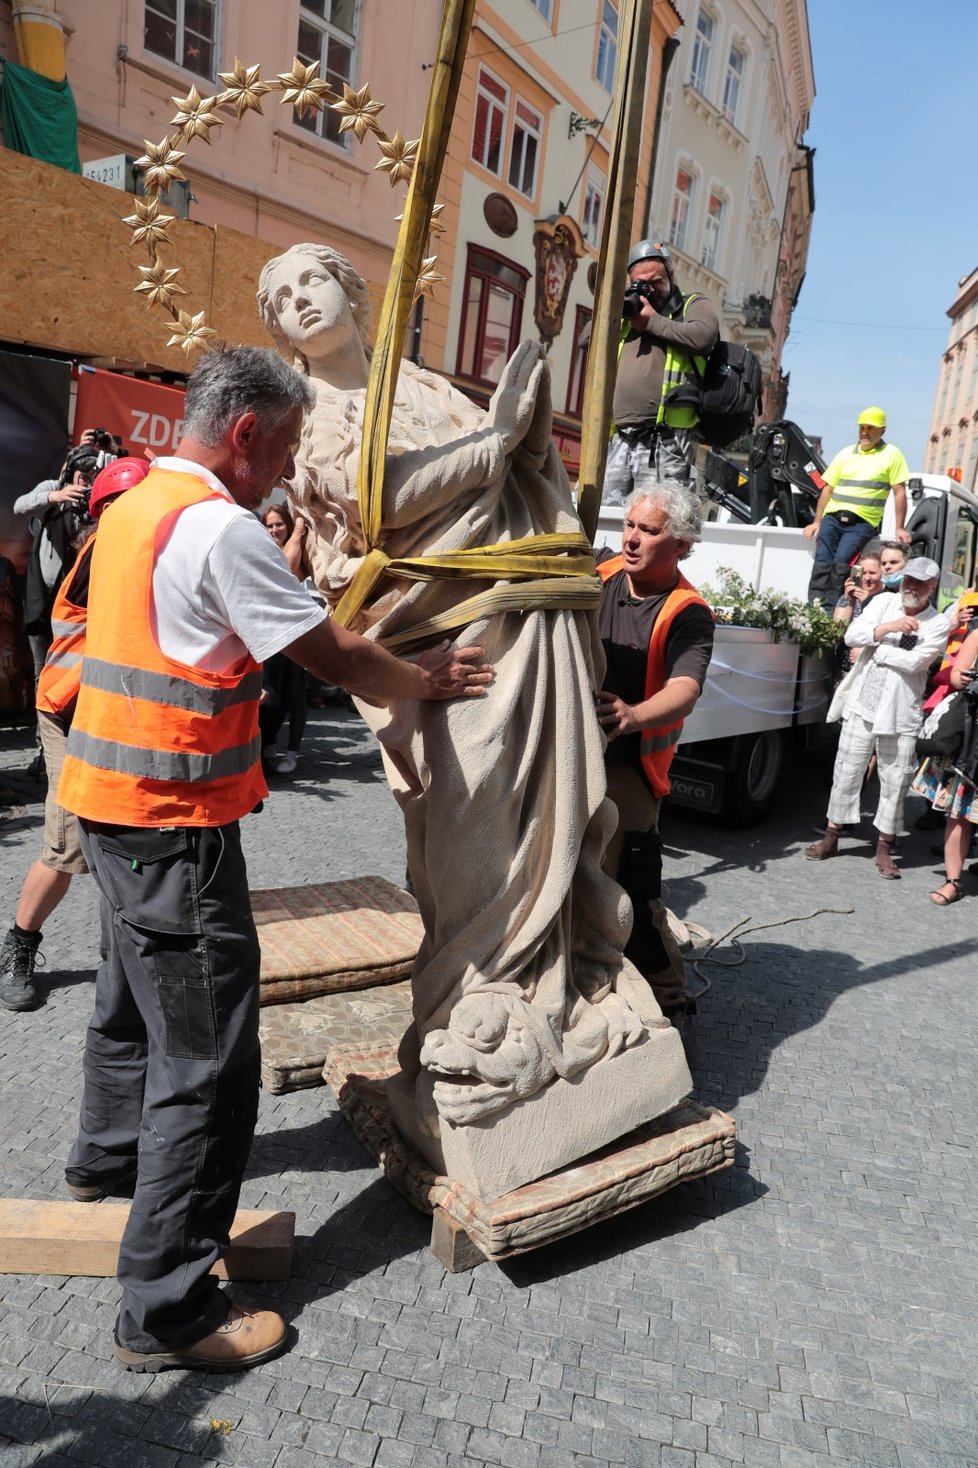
[781,1,978,469]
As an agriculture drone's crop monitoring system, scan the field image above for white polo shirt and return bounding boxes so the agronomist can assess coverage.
[148,458,326,672]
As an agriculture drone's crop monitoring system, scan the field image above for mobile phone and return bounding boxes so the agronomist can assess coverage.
[851,565,863,587]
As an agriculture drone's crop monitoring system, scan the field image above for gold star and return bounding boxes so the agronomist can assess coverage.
[123,198,175,250]
[170,85,223,144]
[375,130,419,186]
[135,137,187,194]
[332,82,385,142]
[428,202,446,236]
[166,310,217,357]
[217,58,271,119]
[413,256,445,304]
[134,261,186,310]
[276,59,332,119]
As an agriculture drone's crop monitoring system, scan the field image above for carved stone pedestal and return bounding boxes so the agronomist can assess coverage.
[325,1045,736,1269]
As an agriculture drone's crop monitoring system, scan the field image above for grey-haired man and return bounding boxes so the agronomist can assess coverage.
[603,239,719,500]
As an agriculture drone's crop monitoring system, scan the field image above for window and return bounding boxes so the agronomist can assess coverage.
[689,9,714,94]
[722,43,745,123]
[509,99,542,197]
[472,69,509,175]
[295,0,358,148]
[145,0,218,78]
[456,247,529,387]
[527,0,553,19]
[701,190,725,272]
[596,2,618,92]
[566,306,592,418]
[582,171,605,248]
[669,167,695,252]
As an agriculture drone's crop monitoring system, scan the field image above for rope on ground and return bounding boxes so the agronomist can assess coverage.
[686,906,855,999]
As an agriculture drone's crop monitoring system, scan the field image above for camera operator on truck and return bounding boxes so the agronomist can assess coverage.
[601,240,719,500]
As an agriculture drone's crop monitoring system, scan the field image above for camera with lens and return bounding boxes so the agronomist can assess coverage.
[621,280,656,320]
[92,427,125,471]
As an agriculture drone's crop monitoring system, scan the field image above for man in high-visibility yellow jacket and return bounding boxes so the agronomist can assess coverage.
[805,406,911,604]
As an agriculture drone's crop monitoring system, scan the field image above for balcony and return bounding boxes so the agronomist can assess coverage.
[682,84,748,154]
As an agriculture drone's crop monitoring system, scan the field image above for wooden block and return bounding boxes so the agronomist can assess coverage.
[430,1208,486,1273]
[0,1201,294,1280]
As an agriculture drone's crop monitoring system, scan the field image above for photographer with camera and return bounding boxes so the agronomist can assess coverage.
[602,239,719,501]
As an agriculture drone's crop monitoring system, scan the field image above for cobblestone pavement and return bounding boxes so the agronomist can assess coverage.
[0,709,975,1467]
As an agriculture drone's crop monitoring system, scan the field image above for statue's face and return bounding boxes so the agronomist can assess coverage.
[265,253,354,353]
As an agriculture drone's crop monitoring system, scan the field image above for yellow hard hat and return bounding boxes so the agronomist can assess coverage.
[858,406,886,428]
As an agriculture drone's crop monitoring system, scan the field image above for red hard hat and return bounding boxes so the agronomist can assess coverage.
[88,456,151,518]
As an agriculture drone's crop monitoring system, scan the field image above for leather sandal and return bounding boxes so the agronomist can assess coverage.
[875,838,901,879]
[930,877,963,906]
[804,829,839,860]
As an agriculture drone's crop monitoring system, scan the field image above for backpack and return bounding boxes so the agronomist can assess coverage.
[915,688,967,760]
[691,339,763,449]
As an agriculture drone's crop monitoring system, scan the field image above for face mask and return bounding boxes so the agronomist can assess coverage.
[881,572,903,590]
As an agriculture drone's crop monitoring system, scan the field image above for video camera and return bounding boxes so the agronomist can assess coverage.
[621,280,656,320]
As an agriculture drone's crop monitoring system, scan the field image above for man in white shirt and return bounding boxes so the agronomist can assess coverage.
[59,346,493,1375]
[805,557,949,877]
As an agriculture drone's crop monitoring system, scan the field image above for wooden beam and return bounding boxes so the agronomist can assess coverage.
[0,1201,294,1280]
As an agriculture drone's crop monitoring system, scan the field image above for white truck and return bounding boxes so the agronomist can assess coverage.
[594,469,978,824]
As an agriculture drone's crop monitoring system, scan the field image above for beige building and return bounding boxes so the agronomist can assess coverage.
[923,266,978,488]
[643,0,815,423]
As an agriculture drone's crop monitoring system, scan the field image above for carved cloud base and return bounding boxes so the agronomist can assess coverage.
[385,1020,692,1199]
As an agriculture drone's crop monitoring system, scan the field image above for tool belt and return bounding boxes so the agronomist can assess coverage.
[617,422,668,449]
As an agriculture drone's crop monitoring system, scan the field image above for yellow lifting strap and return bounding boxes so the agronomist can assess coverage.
[333,0,652,642]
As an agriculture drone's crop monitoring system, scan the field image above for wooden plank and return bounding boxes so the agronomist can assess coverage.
[429,1207,486,1273]
[0,1201,294,1280]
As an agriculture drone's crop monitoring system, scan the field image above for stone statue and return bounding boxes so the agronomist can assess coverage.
[258,243,690,1196]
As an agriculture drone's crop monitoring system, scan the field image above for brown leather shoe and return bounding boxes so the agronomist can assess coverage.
[113,1302,288,1373]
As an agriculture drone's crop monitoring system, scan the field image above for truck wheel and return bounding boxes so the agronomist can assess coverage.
[722,730,786,825]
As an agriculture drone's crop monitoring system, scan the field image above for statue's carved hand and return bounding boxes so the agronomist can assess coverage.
[486,342,545,457]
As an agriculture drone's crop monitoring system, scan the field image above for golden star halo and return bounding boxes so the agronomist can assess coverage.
[170,86,224,145]
[375,131,419,187]
[217,58,271,119]
[166,310,218,356]
[332,82,385,142]
[123,198,176,250]
[277,60,332,118]
[413,256,445,304]
[135,137,187,194]
[135,261,186,310]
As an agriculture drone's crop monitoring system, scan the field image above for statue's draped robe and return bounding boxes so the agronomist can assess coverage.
[289,343,665,1127]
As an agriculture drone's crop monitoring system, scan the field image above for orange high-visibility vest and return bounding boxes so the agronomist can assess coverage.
[59,469,267,827]
[35,538,94,721]
[597,554,712,798]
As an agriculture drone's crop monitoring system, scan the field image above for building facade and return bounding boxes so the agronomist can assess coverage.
[923,266,978,489]
[643,0,815,423]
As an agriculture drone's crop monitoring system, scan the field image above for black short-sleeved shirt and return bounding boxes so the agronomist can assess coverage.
[597,560,715,772]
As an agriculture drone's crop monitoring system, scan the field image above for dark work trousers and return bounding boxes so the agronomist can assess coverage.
[66,820,261,1353]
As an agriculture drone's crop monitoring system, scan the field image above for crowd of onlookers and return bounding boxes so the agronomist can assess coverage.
[806,538,978,904]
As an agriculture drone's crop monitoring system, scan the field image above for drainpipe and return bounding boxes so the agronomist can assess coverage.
[640,34,680,233]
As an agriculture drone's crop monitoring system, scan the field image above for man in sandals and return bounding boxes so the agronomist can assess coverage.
[805,558,949,877]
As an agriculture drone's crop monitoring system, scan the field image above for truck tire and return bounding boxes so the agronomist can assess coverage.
[722,730,786,826]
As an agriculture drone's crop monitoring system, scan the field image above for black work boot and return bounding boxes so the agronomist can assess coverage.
[0,928,43,1011]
